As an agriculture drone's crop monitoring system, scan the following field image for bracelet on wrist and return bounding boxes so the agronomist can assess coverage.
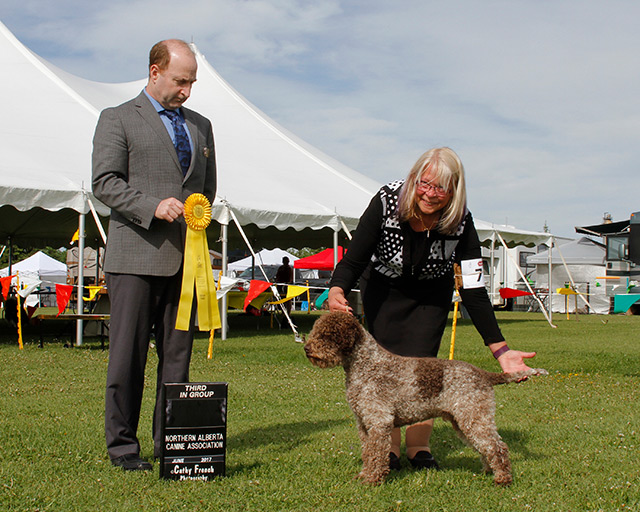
[492,345,510,359]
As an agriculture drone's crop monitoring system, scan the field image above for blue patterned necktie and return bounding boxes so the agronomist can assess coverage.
[163,109,192,176]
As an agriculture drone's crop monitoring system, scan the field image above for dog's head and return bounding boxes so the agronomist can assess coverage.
[304,311,364,368]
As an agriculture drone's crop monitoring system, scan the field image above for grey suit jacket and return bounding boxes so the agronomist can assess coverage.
[92,91,217,276]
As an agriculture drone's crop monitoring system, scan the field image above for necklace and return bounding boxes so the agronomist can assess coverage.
[419,214,439,233]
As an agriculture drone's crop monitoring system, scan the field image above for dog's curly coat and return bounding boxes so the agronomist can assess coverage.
[304,311,547,486]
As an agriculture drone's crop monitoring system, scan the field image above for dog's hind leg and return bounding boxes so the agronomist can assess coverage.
[356,418,393,484]
[444,413,489,473]
[447,411,512,486]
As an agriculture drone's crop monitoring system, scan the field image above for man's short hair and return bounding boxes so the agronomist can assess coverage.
[149,39,192,71]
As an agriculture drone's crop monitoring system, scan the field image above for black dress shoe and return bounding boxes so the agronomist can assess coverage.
[389,452,401,471]
[408,451,439,470]
[111,454,153,471]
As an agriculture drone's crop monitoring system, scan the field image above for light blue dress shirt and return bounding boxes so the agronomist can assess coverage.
[143,89,194,152]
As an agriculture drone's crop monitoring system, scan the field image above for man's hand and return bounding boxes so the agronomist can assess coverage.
[155,197,184,222]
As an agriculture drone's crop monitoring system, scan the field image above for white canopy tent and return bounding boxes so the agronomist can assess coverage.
[0,251,67,307]
[474,220,553,248]
[0,20,379,340]
[528,237,605,266]
[0,20,553,249]
[3,23,381,247]
[0,21,555,340]
[0,250,67,281]
[0,22,109,246]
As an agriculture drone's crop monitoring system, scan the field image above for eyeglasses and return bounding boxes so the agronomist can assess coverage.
[416,180,449,196]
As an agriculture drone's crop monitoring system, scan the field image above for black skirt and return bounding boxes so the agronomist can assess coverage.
[360,266,454,357]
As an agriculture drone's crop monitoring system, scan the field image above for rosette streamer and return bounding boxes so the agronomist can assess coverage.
[175,194,221,331]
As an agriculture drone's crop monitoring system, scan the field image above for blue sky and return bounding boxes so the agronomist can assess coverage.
[3,0,640,238]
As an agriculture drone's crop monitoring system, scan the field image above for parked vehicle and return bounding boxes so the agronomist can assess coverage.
[232,264,279,292]
[294,270,333,308]
[294,269,332,290]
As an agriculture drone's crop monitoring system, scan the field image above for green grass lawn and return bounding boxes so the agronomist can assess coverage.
[1,311,638,511]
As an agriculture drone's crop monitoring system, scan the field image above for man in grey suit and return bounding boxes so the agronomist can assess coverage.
[92,39,216,471]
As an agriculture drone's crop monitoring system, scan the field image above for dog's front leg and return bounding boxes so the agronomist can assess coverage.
[356,419,393,485]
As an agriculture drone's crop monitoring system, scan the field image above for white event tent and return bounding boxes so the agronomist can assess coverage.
[0,20,552,250]
[0,21,555,340]
[0,251,67,307]
[0,20,380,251]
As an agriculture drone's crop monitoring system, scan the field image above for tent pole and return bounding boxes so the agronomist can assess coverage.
[489,234,496,305]
[223,201,298,336]
[95,240,100,284]
[87,197,107,245]
[76,212,86,346]
[221,221,228,340]
[7,236,12,275]
[548,238,553,324]
[338,217,353,241]
[554,239,594,312]
[333,230,339,269]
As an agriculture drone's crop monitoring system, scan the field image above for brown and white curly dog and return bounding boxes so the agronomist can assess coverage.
[304,311,548,486]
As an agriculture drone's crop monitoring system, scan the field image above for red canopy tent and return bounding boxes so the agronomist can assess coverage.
[293,247,344,271]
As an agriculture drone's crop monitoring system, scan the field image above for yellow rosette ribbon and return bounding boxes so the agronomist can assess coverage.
[175,194,221,331]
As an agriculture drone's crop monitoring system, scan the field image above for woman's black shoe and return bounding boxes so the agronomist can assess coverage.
[389,452,401,470]
[408,451,439,470]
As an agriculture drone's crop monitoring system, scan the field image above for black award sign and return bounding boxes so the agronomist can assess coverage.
[160,382,227,481]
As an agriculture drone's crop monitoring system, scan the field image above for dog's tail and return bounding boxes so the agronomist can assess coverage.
[487,368,549,385]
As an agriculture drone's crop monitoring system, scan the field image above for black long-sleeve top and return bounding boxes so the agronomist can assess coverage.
[331,182,504,357]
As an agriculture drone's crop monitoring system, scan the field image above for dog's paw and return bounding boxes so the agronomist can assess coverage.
[356,471,385,485]
[531,368,549,376]
[493,473,513,487]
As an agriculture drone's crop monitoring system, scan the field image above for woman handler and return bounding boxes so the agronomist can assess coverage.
[328,147,537,470]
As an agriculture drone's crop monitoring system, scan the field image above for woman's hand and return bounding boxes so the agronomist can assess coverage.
[489,342,536,373]
[497,348,537,373]
[328,286,352,313]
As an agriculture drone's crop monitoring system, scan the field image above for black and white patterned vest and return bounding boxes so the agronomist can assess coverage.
[370,180,467,280]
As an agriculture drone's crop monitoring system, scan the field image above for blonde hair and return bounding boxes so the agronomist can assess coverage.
[397,147,467,235]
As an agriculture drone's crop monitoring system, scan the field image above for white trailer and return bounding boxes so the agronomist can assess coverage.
[482,245,538,309]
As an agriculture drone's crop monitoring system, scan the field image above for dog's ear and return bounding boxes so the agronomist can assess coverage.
[326,311,363,354]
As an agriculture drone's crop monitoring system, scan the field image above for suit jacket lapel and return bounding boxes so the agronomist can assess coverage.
[134,92,183,175]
